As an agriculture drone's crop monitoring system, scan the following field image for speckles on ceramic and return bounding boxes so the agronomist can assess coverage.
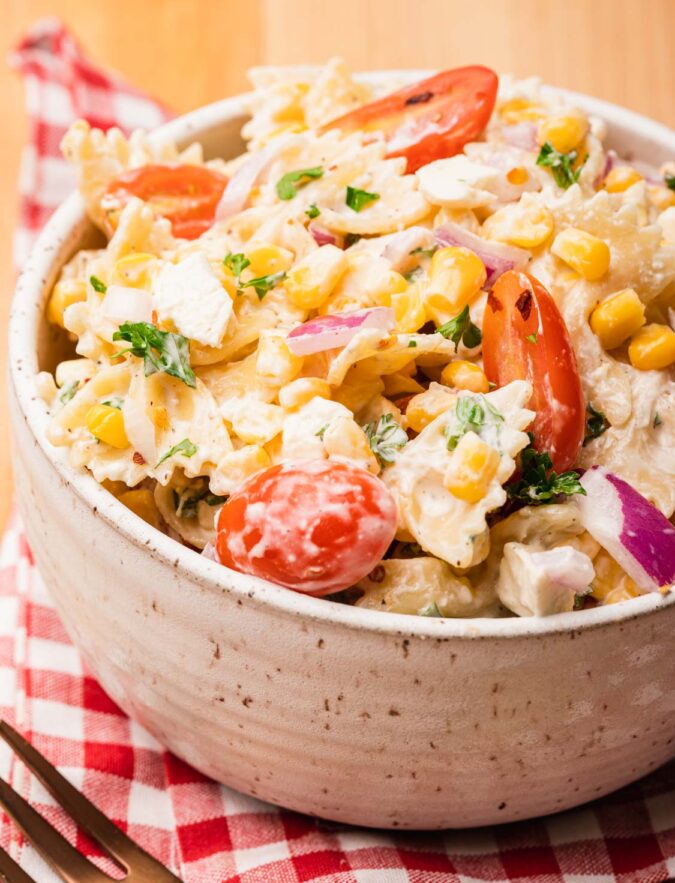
[8,79,675,829]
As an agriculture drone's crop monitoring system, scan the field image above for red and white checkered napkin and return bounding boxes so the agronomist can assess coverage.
[2,19,675,883]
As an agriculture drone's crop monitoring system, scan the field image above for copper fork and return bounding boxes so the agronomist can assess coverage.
[0,720,182,882]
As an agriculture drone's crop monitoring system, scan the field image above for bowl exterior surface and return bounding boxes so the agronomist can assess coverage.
[8,79,675,828]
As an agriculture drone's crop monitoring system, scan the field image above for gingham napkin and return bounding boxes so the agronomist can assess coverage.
[2,19,675,883]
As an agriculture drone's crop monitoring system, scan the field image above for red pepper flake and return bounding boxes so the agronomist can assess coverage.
[132,451,146,465]
[487,291,503,312]
[405,91,434,106]
[515,290,533,321]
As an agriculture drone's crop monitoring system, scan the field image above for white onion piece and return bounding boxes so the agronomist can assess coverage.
[286,307,395,356]
[215,137,293,221]
[435,222,530,286]
[578,466,675,593]
[309,224,338,247]
[100,286,152,323]
[201,542,220,563]
[381,226,436,271]
[501,123,538,151]
[122,389,157,465]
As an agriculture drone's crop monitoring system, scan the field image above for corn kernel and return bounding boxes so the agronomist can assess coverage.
[551,228,610,281]
[86,404,129,449]
[406,384,456,432]
[537,115,588,154]
[278,378,332,410]
[443,432,500,503]
[440,360,490,393]
[628,324,675,370]
[112,252,156,288]
[285,245,347,310]
[500,98,544,124]
[482,202,553,249]
[589,288,645,350]
[387,284,427,333]
[603,166,642,194]
[118,489,161,530]
[256,333,304,385]
[506,166,529,186]
[591,549,640,603]
[217,446,271,485]
[246,243,294,276]
[424,246,486,324]
[47,279,87,327]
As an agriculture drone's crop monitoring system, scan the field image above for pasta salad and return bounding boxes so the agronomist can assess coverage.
[37,60,675,618]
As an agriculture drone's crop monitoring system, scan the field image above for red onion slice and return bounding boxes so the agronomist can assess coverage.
[215,137,293,221]
[287,307,395,356]
[435,222,530,287]
[578,466,675,593]
[309,224,338,247]
[201,542,220,563]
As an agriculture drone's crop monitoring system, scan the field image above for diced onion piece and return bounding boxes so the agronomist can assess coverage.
[100,286,153,323]
[309,224,338,247]
[501,122,538,151]
[577,466,675,593]
[201,542,220,562]
[286,307,395,356]
[381,226,437,271]
[215,137,293,220]
[435,222,530,287]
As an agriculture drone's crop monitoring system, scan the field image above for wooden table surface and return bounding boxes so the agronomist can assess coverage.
[1,0,674,531]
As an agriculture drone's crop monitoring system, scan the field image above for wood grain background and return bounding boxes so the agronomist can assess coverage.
[1,0,674,530]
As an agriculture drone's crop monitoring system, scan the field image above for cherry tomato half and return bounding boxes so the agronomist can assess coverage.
[216,460,398,595]
[482,270,585,472]
[321,66,498,173]
[102,164,228,240]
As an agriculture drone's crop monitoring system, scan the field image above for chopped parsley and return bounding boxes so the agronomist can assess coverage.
[315,423,329,439]
[156,438,198,468]
[665,174,675,192]
[90,275,107,294]
[507,436,585,503]
[525,332,538,344]
[437,305,482,351]
[173,484,226,519]
[584,402,609,445]
[102,397,124,410]
[305,203,321,219]
[238,270,287,301]
[276,166,324,200]
[223,252,251,282]
[112,322,196,388]
[420,602,443,617]
[363,413,409,465]
[653,412,663,428]
[536,142,585,189]
[345,186,380,212]
[446,394,489,450]
[408,340,417,348]
[58,381,79,404]
[403,266,424,282]
[410,246,438,258]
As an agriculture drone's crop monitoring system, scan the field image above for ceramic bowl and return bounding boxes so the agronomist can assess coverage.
[8,73,675,829]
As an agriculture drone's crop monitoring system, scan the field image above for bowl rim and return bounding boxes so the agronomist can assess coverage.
[9,72,675,641]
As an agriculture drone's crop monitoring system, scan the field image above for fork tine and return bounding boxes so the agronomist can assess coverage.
[0,776,109,883]
[0,722,182,882]
[0,844,37,883]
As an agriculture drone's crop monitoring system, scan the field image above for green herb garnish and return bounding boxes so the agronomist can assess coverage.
[102,397,124,410]
[363,413,408,465]
[156,438,198,468]
[316,423,329,439]
[584,402,609,445]
[112,322,196,388]
[420,602,443,617]
[507,436,585,503]
[665,174,675,192]
[239,270,287,301]
[410,246,438,258]
[445,394,488,450]
[525,333,538,344]
[536,142,585,189]
[276,166,324,200]
[653,412,663,428]
[305,203,321,219]
[408,340,417,348]
[223,252,251,281]
[90,275,107,294]
[345,186,380,212]
[403,266,424,282]
[437,305,482,351]
[58,381,79,404]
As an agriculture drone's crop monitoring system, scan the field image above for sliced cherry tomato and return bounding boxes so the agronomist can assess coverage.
[102,164,228,240]
[216,460,398,595]
[321,66,498,173]
[482,270,585,472]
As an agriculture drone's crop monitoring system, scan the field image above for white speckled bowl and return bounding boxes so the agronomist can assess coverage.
[8,74,675,829]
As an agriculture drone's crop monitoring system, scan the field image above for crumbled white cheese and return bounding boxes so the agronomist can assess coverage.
[497,544,595,617]
[415,156,501,208]
[156,253,233,347]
